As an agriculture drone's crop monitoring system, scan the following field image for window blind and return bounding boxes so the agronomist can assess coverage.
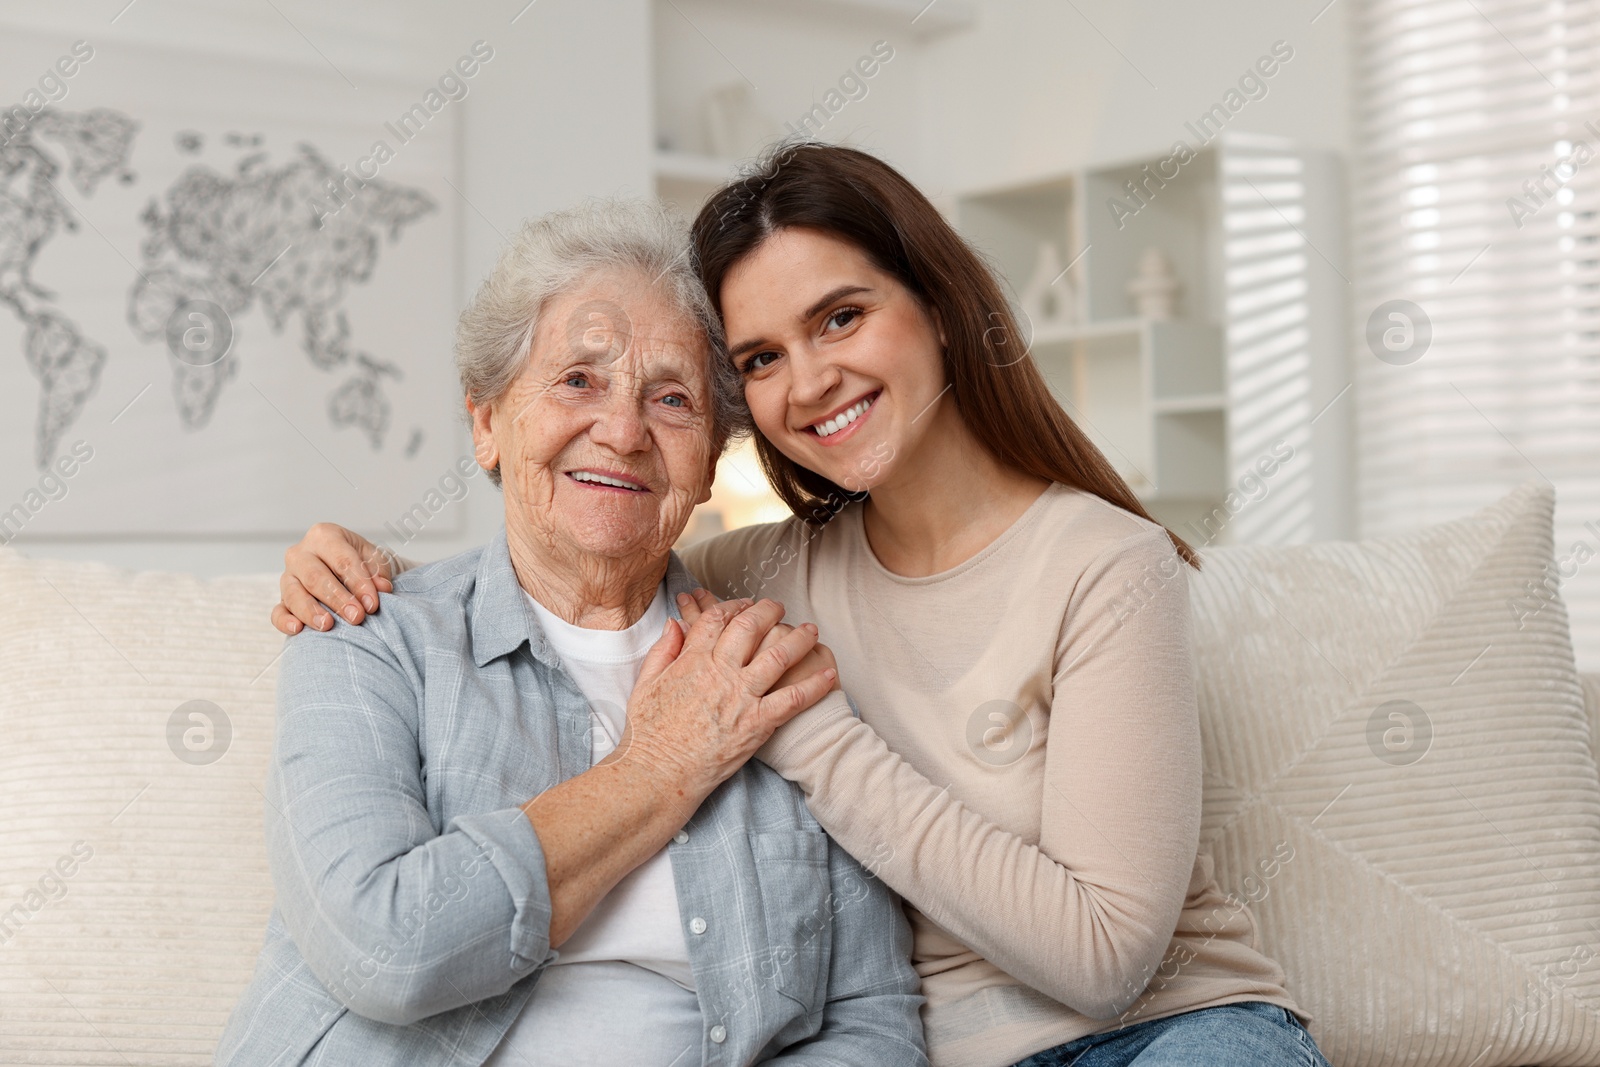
[1352,0,1600,670]
[1220,134,1317,546]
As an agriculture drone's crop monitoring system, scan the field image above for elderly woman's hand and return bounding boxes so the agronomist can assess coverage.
[608,595,837,813]
[676,588,842,696]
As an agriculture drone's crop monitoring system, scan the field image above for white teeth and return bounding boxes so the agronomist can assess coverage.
[571,471,644,490]
[813,396,872,437]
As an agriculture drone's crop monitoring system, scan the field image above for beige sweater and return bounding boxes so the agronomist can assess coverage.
[681,483,1302,1067]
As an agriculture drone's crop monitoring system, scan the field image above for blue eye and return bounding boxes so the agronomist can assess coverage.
[565,375,588,388]
[661,394,684,408]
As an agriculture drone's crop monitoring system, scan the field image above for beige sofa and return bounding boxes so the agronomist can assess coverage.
[1,483,1598,1066]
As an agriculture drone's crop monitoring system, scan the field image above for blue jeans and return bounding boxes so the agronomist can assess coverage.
[1009,1001,1333,1067]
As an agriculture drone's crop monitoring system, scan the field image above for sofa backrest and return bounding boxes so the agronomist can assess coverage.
[0,548,282,1065]
[2,488,1598,1067]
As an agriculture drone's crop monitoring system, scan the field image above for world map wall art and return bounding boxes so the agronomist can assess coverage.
[0,33,463,539]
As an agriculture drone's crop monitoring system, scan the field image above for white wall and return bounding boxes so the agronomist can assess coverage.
[442,0,653,561]
[910,0,1351,194]
[654,0,921,171]
[0,0,1353,577]
[0,0,651,575]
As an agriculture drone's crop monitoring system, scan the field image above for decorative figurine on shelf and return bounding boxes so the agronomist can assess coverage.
[1020,242,1077,327]
[1127,247,1180,319]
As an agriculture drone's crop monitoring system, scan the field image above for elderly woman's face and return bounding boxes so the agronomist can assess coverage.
[471,268,717,562]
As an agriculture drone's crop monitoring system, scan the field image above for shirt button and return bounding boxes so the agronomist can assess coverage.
[689,916,707,935]
[709,1024,727,1044]
[673,830,689,844]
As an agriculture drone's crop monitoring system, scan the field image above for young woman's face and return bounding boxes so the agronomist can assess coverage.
[720,227,946,493]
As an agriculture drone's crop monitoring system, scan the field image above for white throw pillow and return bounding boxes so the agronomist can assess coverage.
[0,550,282,1065]
[1191,483,1600,1067]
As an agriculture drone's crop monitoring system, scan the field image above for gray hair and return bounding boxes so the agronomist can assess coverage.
[455,197,749,485]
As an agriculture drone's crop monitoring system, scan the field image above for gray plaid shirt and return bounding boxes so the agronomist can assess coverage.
[218,529,926,1066]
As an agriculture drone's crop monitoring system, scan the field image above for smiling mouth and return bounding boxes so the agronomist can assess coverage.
[807,392,879,438]
[567,470,649,492]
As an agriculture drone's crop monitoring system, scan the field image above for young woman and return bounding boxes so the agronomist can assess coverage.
[271,144,1331,1067]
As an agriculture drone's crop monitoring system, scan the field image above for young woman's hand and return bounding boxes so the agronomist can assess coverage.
[676,588,843,694]
[271,523,396,635]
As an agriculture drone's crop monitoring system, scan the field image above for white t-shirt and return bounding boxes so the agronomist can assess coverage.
[485,583,701,1065]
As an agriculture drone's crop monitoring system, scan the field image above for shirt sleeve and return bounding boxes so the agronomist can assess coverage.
[757,529,1201,1019]
[264,619,554,1026]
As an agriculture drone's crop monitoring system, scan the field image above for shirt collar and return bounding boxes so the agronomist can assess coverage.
[469,527,702,668]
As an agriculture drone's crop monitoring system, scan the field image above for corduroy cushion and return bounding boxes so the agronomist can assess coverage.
[0,552,282,1065]
[1583,672,1600,770]
[1191,483,1600,1067]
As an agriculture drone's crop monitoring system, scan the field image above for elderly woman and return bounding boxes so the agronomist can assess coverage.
[218,200,926,1066]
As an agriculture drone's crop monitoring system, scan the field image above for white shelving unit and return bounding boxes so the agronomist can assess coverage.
[653,149,739,216]
[953,135,1350,544]
[684,0,975,35]
[955,160,1228,509]
[648,0,936,217]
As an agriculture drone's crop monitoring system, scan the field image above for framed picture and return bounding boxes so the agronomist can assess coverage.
[0,30,467,540]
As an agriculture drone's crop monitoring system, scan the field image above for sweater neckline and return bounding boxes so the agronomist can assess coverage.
[845,482,1066,587]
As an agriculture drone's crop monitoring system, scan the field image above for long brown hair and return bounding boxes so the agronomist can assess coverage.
[690,142,1200,570]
